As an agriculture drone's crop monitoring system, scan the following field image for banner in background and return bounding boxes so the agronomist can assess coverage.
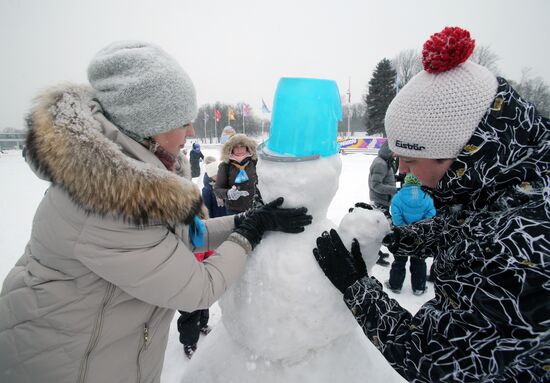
[337,137,387,152]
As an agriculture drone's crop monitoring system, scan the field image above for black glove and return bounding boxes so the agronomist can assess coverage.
[382,229,400,254]
[313,229,367,294]
[383,226,419,255]
[395,173,406,183]
[234,197,313,248]
[348,202,374,213]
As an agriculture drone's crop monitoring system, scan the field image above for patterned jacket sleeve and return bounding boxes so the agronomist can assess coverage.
[344,275,492,382]
[391,207,471,259]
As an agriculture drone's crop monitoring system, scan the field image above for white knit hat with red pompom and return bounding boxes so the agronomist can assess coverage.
[385,27,498,159]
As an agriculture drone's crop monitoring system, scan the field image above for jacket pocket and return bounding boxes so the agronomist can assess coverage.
[136,322,150,383]
[78,283,116,383]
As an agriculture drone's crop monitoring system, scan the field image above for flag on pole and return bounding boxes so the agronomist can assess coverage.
[261,98,270,113]
[215,109,221,122]
[242,103,250,117]
[228,108,236,121]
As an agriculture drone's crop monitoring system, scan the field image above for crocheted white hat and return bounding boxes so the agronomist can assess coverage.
[385,27,498,159]
[205,161,220,178]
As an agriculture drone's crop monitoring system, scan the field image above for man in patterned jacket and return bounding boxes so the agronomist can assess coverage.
[313,27,549,382]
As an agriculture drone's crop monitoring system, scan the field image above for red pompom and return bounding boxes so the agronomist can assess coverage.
[422,27,475,73]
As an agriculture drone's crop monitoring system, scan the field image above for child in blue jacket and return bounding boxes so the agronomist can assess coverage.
[386,173,435,295]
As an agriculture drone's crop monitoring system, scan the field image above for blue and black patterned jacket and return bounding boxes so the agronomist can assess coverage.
[344,78,550,382]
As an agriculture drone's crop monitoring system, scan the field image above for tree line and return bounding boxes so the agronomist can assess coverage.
[363,45,550,137]
[192,103,271,142]
[4,46,548,141]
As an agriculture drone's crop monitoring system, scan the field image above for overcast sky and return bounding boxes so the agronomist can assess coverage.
[1,0,549,128]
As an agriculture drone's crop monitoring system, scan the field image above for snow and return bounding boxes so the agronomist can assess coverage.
[0,146,434,382]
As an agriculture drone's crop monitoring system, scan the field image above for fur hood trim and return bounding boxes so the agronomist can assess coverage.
[25,84,203,226]
[220,134,258,163]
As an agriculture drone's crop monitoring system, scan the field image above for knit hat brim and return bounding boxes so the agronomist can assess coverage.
[385,60,498,159]
[88,41,197,139]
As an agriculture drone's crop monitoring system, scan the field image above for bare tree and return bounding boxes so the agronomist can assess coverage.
[470,44,500,75]
[391,49,422,90]
[511,68,550,117]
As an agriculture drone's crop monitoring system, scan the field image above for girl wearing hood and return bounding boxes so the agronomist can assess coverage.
[214,134,258,214]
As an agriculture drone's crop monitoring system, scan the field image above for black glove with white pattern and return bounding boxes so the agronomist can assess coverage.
[383,225,423,256]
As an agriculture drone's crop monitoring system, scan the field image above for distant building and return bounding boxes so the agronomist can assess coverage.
[0,132,26,150]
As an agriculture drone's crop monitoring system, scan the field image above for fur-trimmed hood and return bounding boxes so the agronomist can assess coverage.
[220,134,258,163]
[25,84,203,226]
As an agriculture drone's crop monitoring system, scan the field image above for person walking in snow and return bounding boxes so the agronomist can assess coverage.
[384,173,435,295]
[189,142,204,178]
[0,41,312,383]
[367,140,397,266]
[313,27,549,382]
[215,134,258,214]
[173,155,215,359]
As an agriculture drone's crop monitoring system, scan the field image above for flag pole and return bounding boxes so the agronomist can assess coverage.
[204,111,208,143]
[347,76,351,137]
[214,115,217,143]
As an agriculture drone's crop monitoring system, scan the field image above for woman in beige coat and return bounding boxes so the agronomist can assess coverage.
[0,41,311,383]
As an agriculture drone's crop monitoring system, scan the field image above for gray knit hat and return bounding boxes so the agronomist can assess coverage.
[88,41,197,139]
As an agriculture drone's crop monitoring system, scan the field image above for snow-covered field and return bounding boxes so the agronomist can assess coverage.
[0,145,433,382]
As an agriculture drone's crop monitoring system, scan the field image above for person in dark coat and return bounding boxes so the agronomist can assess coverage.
[189,142,204,178]
[385,173,436,295]
[313,27,549,383]
[174,154,218,359]
[214,134,258,214]
[367,141,397,266]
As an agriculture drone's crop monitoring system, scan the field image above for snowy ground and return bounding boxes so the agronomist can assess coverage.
[0,145,434,382]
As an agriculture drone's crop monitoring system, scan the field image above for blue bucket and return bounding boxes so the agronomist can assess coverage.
[264,77,342,159]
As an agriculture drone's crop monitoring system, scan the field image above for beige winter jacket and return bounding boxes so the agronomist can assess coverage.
[0,85,249,383]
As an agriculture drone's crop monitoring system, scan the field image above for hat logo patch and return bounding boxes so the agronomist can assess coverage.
[395,140,426,151]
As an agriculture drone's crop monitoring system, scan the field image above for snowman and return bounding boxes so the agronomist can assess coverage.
[182,78,404,383]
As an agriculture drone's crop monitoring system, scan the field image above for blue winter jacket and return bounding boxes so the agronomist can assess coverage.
[389,185,436,226]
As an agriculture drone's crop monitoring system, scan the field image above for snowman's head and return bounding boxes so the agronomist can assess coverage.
[256,154,341,220]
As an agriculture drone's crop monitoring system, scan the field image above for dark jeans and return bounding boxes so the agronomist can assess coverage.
[177,309,209,346]
[389,255,427,291]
